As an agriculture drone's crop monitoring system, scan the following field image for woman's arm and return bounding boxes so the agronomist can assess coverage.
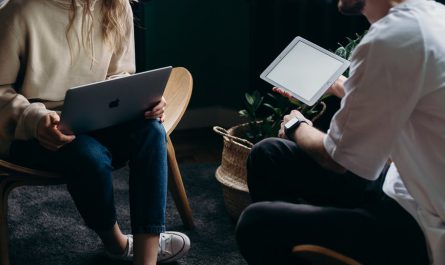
[0,4,75,154]
[0,15,51,145]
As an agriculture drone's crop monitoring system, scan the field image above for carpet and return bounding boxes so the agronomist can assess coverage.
[8,163,247,265]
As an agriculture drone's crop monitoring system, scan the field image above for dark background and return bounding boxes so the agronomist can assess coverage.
[131,0,445,112]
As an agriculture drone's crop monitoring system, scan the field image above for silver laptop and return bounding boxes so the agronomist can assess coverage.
[59,66,172,135]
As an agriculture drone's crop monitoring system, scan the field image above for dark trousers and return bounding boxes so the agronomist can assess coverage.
[235,137,429,265]
[9,119,167,234]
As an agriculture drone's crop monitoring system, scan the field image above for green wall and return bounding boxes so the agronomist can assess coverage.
[133,0,250,109]
[133,0,445,112]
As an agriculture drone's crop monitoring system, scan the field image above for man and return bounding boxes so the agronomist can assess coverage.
[236,0,445,264]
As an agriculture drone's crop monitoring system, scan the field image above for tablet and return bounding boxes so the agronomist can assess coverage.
[260,36,350,106]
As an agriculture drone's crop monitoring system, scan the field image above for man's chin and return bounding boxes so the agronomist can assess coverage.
[338,0,365,16]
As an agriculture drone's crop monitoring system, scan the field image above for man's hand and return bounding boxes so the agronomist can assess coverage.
[36,112,76,151]
[278,110,313,139]
[272,87,296,101]
[273,75,347,100]
[278,110,346,173]
[326,75,347,98]
[144,96,167,123]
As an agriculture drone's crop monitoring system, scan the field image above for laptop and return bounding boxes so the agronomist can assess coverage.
[59,66,172,135]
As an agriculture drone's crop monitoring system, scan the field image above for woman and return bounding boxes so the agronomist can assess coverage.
[0,0,190,264]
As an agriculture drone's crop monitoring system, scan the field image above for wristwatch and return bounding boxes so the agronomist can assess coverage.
[284,117,307,141]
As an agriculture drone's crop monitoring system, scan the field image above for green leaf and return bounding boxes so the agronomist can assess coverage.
[252,90,261,100]
[253,96,264,111]
[267,92,278,100]
[263,103,276,111]
[245,93,254,106]
[239,109,249,118]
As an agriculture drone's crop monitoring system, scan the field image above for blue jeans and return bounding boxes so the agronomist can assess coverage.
[9,119,167,234]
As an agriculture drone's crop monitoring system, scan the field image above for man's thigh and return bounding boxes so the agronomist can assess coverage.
[247,137,382,208]
[236,199,428,265]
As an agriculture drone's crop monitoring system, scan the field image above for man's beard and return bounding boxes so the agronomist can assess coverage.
[338,0,366,15]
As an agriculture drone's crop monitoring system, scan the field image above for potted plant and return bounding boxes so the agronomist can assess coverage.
[214,32,366,220]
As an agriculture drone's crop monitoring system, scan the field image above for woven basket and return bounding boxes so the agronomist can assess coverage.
[213,101,327,220]
[213,124,254,220]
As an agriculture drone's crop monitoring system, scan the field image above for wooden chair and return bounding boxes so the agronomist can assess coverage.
[0,66,194,265]
[292,245,362,265]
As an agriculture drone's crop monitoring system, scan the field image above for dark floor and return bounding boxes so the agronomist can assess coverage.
[8,127,247,265]
[170,127,223,164]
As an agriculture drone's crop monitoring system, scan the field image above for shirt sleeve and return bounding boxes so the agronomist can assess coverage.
[0,7,50,145]
[324,28,426,180]
[106,2,136,79]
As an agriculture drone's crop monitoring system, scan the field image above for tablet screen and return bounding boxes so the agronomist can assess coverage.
[261,37,350,106]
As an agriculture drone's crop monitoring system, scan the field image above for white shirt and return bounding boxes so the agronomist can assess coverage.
[323,0,445,264]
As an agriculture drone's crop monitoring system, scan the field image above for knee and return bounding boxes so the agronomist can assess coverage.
[139,119,166,142]
[236,202,281,264]
[247,138,287,180]
[236,202,272,244]
[248,137,288,166]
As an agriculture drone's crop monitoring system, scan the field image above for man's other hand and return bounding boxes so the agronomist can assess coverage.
[36,112,76,151]
[278,110,312,139]
[326,75,347,98]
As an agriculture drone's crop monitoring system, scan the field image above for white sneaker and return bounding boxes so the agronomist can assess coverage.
[105,232,190,263]
[157,231,191,263]
[105,234,134,261]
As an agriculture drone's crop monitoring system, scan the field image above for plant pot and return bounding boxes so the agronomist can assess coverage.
[213,101,327,220]
[213,124,253,221]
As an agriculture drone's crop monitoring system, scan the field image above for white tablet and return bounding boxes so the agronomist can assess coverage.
[260,36,350,106]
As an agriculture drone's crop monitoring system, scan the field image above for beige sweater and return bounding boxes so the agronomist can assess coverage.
[0,0,135,157]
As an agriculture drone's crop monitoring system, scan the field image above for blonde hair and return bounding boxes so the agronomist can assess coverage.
[66,0,135,58]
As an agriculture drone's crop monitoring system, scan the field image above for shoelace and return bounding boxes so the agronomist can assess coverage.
[158,233,172,256]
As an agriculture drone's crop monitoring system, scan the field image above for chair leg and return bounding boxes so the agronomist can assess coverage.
[166,136,195,229]
[292,245,362,265]
[0,179,11,265]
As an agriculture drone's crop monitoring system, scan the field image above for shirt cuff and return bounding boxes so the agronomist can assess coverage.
[15,103,52,140]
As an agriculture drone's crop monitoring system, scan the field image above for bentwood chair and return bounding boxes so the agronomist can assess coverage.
[0,66,194,265]
[292,244,362,265]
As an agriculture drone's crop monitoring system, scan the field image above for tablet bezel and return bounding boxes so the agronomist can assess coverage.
[260,36,350,106]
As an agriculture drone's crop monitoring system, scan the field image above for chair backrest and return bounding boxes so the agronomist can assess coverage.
[162,67,193,136]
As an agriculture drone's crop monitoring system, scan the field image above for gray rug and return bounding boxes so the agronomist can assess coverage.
[8,163,247,265]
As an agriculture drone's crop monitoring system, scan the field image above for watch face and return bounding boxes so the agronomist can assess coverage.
[284,117,300,130]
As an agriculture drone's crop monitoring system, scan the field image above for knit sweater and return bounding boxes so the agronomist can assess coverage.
[0,0,135,157]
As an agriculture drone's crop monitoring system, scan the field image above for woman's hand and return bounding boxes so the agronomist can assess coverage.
[36,112,76,151]
[144,96,167,122]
